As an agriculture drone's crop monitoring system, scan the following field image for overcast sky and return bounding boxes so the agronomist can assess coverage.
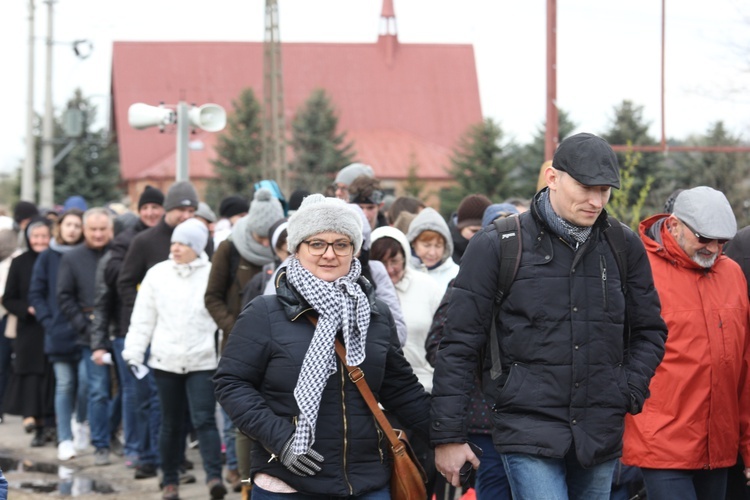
[1,0,749,175]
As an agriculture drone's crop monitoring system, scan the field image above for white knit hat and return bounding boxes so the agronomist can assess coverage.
[171,218,208,254]
[287,194,363,255]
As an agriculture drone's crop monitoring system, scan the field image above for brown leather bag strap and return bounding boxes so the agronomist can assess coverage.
[306,314,403,450]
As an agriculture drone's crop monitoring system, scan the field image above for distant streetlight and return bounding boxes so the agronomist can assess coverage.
[128,102,227,181]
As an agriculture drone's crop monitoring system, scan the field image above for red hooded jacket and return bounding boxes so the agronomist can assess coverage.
[622,214,750,469]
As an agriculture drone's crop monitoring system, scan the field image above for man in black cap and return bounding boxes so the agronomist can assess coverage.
[431,133,667,498]
[213,195,249,248]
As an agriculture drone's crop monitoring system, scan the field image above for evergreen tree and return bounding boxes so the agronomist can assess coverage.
[54,89,123,206]
[207,87,264,206]
[600,100,664,213]
[513,109,577,197]
[440,118,518,217]
[288,88,356,193]
[402,153,426,198]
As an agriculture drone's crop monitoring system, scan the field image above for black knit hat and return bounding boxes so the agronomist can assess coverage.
[138,185,165,210]
[13,201,39,224]
[219,195,250,218]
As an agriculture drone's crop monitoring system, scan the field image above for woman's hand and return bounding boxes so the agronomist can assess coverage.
[279,437,324,477]
[27,306,35,316]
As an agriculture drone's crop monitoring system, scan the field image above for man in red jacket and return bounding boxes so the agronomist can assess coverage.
[623,186,750,499]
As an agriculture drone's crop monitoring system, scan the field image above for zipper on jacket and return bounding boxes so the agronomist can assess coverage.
[340,365,354,495]
[290,307,314,322]
[376,427,385,463]
[600,255,608,311]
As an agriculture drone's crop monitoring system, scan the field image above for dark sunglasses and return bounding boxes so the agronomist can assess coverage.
[680,219,729,245]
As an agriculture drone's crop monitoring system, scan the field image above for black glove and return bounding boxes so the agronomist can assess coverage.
[279,436,324,477]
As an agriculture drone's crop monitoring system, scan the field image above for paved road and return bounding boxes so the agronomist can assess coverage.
[0,414,241,499]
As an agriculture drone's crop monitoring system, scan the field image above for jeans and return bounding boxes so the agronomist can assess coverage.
[0,467,7,499]
[154,369,222,486]
[53,358,88,442]
[469,433,511,500]
[250,484,390,500]
[501,449,616,500]
[112,337,139,458]
[134,354,161,467]
[83,346,111,450]
[0,317,11,417]
[640,467,728,500]
[221,406,238,471]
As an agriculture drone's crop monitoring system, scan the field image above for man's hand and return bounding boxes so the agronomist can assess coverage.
[743,467,750,486]
[91,349,108,366]
[435,442,481,488]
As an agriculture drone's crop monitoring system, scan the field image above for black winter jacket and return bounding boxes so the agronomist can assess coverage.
[430,197,667,467]
[57,244,110,346]
[214,271,430,496]
[117,218,174,334]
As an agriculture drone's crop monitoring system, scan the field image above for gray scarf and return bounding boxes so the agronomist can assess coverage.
[285,257,370,455]
[50,238,79,254]
[230,216,274,266]
[536,189,593,246]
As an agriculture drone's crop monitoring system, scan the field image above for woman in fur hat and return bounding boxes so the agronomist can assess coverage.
[214,194,430,499]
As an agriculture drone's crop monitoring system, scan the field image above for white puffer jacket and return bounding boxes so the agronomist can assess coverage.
[123,254,218,374]
[371,226,442,392]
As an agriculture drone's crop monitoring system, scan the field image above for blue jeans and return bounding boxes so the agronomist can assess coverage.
[250,484,390,500]
[134,353,161,467]
[153,369,222,486]
[112,337,139,458]
[221,406,238,471]
[53,358,88,442]
[501,450,616,500]
[83,346,111,450]
[640,467,728,500]
[469,433,511,500]
[0,467,7,499]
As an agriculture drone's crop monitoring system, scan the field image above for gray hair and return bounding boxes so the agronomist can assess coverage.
[83,207,114,227]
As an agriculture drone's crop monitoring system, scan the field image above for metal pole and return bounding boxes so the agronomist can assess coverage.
[544,0,559,162]
[660,0,666,152]
[21,0,36,202]
[39,0,55,207]
[175,101,189,181]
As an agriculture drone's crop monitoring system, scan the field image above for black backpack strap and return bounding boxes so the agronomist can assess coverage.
[603,215,628,294]
[489,215,522,379]
[603,215,632,357]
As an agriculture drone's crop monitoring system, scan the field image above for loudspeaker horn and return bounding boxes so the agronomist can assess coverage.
[188,104,226,132]
[128,103,175,130]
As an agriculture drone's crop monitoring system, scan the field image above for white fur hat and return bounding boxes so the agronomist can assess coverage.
[287,194,363,255]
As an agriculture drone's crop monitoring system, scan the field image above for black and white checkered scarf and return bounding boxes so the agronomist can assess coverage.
[285,257,371,455]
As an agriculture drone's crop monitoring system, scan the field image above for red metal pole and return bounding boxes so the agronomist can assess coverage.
[545,0,558,161]
[661,0,666,151]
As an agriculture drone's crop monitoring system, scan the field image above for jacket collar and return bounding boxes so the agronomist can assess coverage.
[274,269,380,322]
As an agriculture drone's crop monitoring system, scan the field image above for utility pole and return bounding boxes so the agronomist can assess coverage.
[39,0,55,208]
[544,0,558,162]
[262,0,287,193]
[22,0,36,202]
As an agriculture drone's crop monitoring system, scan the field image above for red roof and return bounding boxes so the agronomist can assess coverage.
[111,36,482,182]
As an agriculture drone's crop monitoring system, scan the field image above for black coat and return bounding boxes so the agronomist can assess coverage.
[2,251,46,375]
[116,218,174,334]
[214,271,430,496]
[57,244,109,346]
[430,197,667,467]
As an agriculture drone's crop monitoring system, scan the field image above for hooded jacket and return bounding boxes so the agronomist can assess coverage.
[122,254,218,374]
[622,214,750,469]
[406,208,459,291]
[430,194,667,467]
[371,226,442,391]
[213,271,430,496]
